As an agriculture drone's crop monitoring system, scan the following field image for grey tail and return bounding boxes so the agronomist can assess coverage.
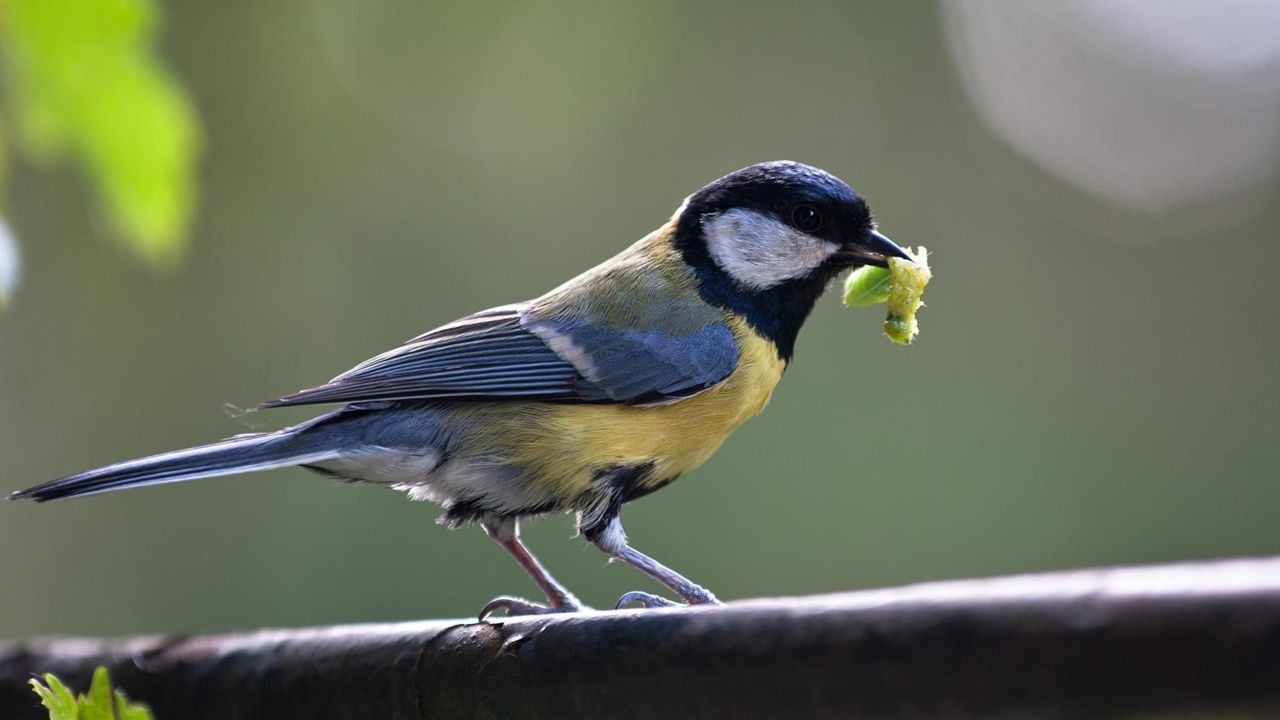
[7,431,340,503]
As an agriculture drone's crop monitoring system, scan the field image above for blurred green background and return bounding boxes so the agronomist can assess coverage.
[2,1,1278,638]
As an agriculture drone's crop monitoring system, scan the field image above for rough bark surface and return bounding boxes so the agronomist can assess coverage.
[3,557,1280,719]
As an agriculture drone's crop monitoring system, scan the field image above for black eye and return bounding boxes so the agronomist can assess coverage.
[791,204,822,232]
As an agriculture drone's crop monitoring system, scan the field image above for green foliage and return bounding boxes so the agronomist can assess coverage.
[28,674,77,720]
[0,0,202,267]
[29,667,154,720]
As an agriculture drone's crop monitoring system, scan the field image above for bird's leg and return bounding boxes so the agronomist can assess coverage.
[479,517,589,619]
[583,514,721,609]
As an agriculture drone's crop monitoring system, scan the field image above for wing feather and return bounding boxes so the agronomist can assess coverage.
[257,245,742,410]
[257,305,607,408]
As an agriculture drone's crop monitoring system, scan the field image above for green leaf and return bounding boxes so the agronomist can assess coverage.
[29,674,78,720]
[79,667,116,720]
[842,265,893,306]
[115,690,155,720]
[0,0,202,267]
[28,667,156,720]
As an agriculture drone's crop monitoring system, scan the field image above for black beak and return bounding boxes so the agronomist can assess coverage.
[843,229,913,268]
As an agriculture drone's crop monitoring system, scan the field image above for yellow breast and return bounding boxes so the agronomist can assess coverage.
[450,316,785,502]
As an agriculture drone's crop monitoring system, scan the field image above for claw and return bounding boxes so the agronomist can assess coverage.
[615,591,681,609]
[479,595,585,621]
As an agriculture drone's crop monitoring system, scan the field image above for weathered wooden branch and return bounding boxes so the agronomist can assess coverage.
[3,557,1280,719]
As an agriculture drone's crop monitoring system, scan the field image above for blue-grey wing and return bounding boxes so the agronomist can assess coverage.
[522,248,742,404]
[522,307,738,405]
[257,301,738,409]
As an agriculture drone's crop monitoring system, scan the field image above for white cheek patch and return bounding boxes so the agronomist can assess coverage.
[703,209,840,291]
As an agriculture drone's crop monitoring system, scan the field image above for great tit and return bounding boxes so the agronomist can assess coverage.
[9,161,912,616]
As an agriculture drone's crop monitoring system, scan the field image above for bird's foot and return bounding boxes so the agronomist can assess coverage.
[614,589,722,610]
[615,591,679,609]
[479,595,588,620]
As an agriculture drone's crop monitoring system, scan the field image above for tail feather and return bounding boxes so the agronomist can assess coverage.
[7,431,340,502]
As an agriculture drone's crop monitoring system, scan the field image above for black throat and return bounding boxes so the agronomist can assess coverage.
[672,218,844,363]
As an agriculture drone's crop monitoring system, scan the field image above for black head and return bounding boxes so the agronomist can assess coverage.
[672,161,909,361]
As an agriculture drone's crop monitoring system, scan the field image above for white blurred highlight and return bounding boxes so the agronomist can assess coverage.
[943,0,1280,215]
[0,216,18,305]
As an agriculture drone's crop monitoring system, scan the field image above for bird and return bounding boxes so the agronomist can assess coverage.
[8,161,912,617]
